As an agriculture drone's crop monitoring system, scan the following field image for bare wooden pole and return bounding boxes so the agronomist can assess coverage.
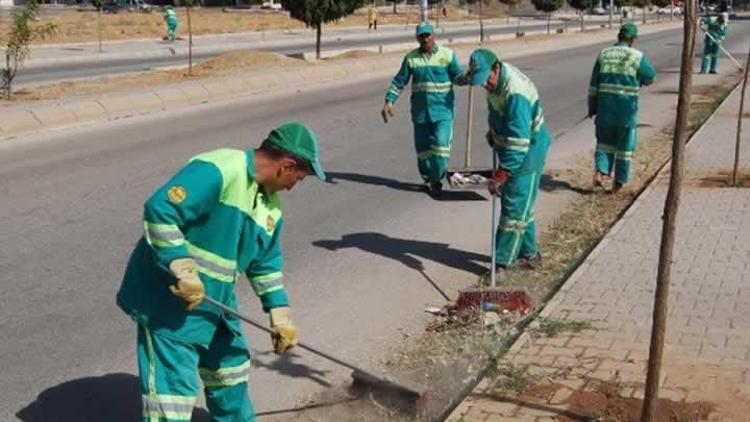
[732,44,750,186]
[641,0,696,420]
[187,5,193,75]
[464,86,475,168]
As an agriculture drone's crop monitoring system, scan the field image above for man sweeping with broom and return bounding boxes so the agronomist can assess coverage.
[117,122,326,421]
[465,48,552,282]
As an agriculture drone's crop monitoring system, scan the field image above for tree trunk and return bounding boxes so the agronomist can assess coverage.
[732,43,750,186]
[187,6,193,75]
[479,0,484,42]
[547,11,550,34]
[393,1,397,14]
[316,22,322,60]
[581,12,584,32]
[98,9,102,53]
[640,0,696,420]
[642,5,646,23]
[5,53,11,101]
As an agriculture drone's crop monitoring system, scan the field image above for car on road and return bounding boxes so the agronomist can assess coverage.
[261,1,283,11]
[103,0,152,14]
[656,5,682,15]
[590,6,608,15]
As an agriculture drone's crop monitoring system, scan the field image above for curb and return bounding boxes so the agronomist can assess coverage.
[442,75,745,422]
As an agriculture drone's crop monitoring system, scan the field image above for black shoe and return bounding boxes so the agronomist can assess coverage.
[517,253,542,270]
[429,181,443,197]
[709,71,718,74]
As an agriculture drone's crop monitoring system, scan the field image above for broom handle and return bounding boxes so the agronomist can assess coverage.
[203,296,366,374]
[490,153,498,287]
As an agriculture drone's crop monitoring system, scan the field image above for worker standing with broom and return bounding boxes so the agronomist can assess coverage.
[117,122,326,421]
[465,48,551,282]
[699,12,729,74]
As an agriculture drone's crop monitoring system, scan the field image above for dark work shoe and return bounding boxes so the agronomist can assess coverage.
[517,253,542,270]
[429,181,443,197]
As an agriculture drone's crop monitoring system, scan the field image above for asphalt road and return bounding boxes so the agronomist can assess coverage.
[1,23,748,421]
[16,18,610,86]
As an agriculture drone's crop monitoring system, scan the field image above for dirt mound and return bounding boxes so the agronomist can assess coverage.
[191,50,305,76]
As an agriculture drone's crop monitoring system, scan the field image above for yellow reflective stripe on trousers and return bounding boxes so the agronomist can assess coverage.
[144,221,185,249]
[411,82,452,93]
[588,86,598,97]
[615,150,633,161]
[597,83,639,97]
[142,394,196,421]
[505,172,538,266]
[143,326,159,422]
[185,241,236,283]
[199,360,251,388]
[249,272,285,295]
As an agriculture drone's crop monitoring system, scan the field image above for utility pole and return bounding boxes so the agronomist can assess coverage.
[609,0,613,28]
[420,0,428,22]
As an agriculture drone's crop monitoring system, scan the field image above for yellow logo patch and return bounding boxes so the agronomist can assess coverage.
[167,186,187,204]
[266,215,276,233]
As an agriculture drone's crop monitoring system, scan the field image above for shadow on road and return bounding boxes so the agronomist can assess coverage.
[313,232,489,275]
[252,351,333,388]
[540,173,594,195]
[324,171,487,201]
[16,373,211,422]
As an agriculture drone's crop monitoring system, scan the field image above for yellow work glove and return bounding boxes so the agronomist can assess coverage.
[381,102,394,123]
[269,307,299,355]
[168,258,204,311]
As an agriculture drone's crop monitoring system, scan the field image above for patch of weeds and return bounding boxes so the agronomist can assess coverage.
[484,359,533,396]
[530,317,594,338]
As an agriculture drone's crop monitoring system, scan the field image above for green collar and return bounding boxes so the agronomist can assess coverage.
[246,150,256,181]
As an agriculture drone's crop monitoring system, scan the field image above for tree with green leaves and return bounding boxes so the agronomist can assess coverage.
[498,0,523,23]
[532,0,565,34]
[1,0,56,100]
[567,0,595,30]
[629,0,650,23]
[282,0,366,59]
[90,0,104,53]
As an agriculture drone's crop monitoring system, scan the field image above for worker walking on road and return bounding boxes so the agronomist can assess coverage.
[466,48,551,278]
[589,23,655,192]
[699,12,729,74]
[117,122,326,422]
[382,21,466,195]
[368,4,379,31]
[164,6,178,42]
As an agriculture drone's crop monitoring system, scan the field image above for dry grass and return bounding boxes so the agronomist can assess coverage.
[6,50,305,102]
[0,6,476,45]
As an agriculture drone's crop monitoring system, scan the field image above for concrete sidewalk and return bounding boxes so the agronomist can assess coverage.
[449,84,750,421]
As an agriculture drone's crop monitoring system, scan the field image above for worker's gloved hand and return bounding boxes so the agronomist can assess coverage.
[488,168,510,196]
[381,102,394,123]
[168,258,205,311]
[269,307,299,355]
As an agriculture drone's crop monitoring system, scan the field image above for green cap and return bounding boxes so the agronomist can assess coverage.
[416,21,433,36]
[619,22,638,39]
[467,48,499,86]
[265,121,326,181]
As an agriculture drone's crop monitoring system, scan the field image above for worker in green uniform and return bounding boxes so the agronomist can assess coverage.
[466,48,551,278]
[382,21,466,195]
[699,12,729,74]
[589,23,655,192]
[117,122,326,422]
[164,6,178,43]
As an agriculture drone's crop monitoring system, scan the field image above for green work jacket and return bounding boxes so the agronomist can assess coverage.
[588,42,656,128]
[117,149,288,346]
[486,62,551,175]
[385,44,465,124]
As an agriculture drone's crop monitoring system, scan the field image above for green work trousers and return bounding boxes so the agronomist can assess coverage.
[700,38,720,73]
[413,118,453,183]
[137,322,255,422]
[167,21,178,42]
[495,170,541,267]
[595,125,637,185]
